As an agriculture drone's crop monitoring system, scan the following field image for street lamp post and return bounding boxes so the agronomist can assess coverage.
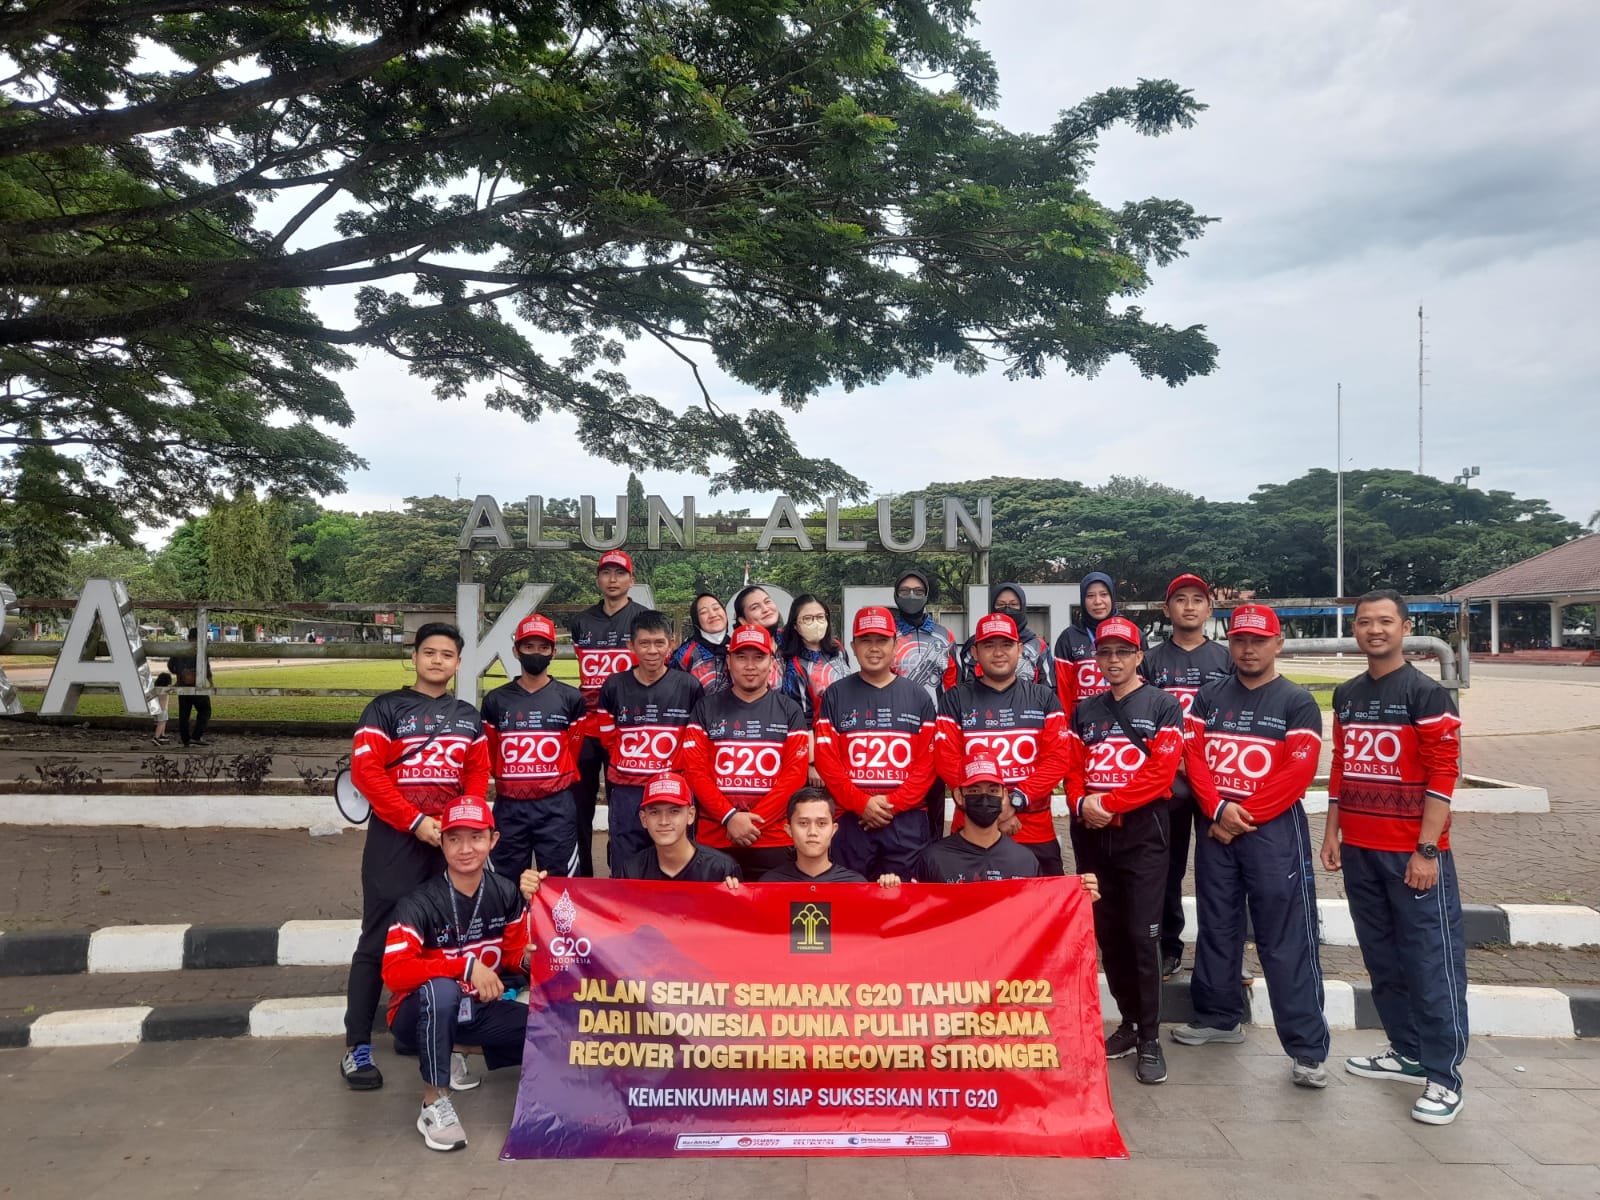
[1336,383,1344,640]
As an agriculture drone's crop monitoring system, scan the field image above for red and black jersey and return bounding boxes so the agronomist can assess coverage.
[481,677,586,801]
[812,674,937,818]
[678,689,809,850]
[934,678,1070,844]
[1140,638,1233,725]
[351,689,490,831]
[670,638,728,696]
[1330,664,1461,853]
[569,599,649,715]
[596,668,704,786]
[381,870,530,1026]
[1185,675,1323,824]
[1063,683,1184,817]
[781,647,851,723]
[892,615,959,700]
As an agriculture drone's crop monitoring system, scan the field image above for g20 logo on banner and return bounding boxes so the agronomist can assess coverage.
[548,889,593,964]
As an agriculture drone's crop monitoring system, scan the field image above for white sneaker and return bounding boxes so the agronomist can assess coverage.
[1345,1045,1427,1084]
[1411,1081,1464,1126]
[1292,1058,1328,1089]
[449,1051,480,1091]
[417,1094,468,1151]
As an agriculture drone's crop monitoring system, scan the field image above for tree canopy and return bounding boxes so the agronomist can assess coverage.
[1,0,1216,539]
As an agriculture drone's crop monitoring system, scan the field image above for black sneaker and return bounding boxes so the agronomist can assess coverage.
[340,1044,383,1090]
[1104,1022,1140,1060]
[1135,1040,1167,1085]
[191,737,210,747]
[1161,953,1183,979]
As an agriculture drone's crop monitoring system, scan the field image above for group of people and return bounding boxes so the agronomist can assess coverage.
[337,550,1471,1151]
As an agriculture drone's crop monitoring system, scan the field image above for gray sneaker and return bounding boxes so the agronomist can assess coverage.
[417,1094,468,1151]
[1292,1058,1328,1088]
[1345,1046,1427,1083]
[449,1051,480,1092]
[1170,1022,1246,1046]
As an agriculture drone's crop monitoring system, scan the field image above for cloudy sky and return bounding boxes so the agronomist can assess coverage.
[315,0,1600,527]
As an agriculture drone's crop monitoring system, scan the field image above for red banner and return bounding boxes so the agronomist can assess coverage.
[501,877,1126,1159]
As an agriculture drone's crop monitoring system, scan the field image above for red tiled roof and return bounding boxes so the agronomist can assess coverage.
[1451,535,1600,600]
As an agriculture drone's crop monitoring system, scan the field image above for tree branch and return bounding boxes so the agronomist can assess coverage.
[0,0,476,156]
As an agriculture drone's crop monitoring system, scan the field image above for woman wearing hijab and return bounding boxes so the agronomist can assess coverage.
[956,582,1057,686]
[779,594,851,722]
[670,592,731,695]
[1053,571,1145,723]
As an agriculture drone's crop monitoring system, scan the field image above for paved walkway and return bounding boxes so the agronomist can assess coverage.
[5,1031,1597,1198]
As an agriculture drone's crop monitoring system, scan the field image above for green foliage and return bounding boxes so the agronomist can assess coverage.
[1,1,1217,534]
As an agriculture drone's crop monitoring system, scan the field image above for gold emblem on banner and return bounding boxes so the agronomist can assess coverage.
[790,902,832,953]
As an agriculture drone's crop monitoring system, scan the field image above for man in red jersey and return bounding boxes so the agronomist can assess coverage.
[814,606,939,880]
[340,623,489,1091]
[568,549,649,875]
[1322,589,1467,1126]
[1172,605,1330,1092]
[481,613,587,879]
[597,610,703,872]
[383,799,531,1152]
[1141,573,1233,978]
[935,612,1071,875]
[1063,615,1184,1086]
[677,624,809,879]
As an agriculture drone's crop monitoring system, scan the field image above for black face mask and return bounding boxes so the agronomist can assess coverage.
[517,652,553,676]
[993,604,1023,621]
[964,794,1004,828]
[896,594,927,619]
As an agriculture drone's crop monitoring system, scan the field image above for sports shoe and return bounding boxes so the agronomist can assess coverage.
[151,734,168,747]
[1411,1081,1464,1125]
[1135,1040,1167,1085]
[1161,953,1182,979]
[1344,1046,1427,1083]
[449,1051,480,1091]
[340,1044,383,1090]
[1170,1022,1246,1046]
[1292,1058,1328,1089]
[417,1094,468,1151]
[1104,1022,1140,1060]
[191,737,209,746]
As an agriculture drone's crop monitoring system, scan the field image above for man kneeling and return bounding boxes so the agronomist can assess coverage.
[382,798,532,1152]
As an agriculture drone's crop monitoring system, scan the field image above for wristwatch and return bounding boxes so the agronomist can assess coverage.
[1008,788,1028,813]
[1415,842,1439,860]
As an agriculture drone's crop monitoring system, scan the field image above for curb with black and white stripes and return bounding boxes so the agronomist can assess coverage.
[3,976,1598,1049]
[4,898,1595,980]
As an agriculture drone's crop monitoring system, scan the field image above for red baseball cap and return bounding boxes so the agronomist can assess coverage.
[1229,604,1282,638]
[851,606,897,639]
[961,754,1004,787]
[513,613,557,646]
[643,772,693,807]
[440,798,495,831]
[728,624,775,655]
[1095,616,1141,648]
[974,612,1020,643]
[597,549,634,574]
[1166,573,1210,601]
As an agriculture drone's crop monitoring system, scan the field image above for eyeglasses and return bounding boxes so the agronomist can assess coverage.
[1094,647,1139,660]
[896,587,927,598]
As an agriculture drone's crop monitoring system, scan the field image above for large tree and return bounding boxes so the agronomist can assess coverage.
[1,0,1216,538]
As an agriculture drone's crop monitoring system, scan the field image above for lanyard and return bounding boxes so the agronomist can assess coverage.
[446,874,487,950]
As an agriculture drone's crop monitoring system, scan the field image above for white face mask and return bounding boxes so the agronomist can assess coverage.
[701,627,728,646]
